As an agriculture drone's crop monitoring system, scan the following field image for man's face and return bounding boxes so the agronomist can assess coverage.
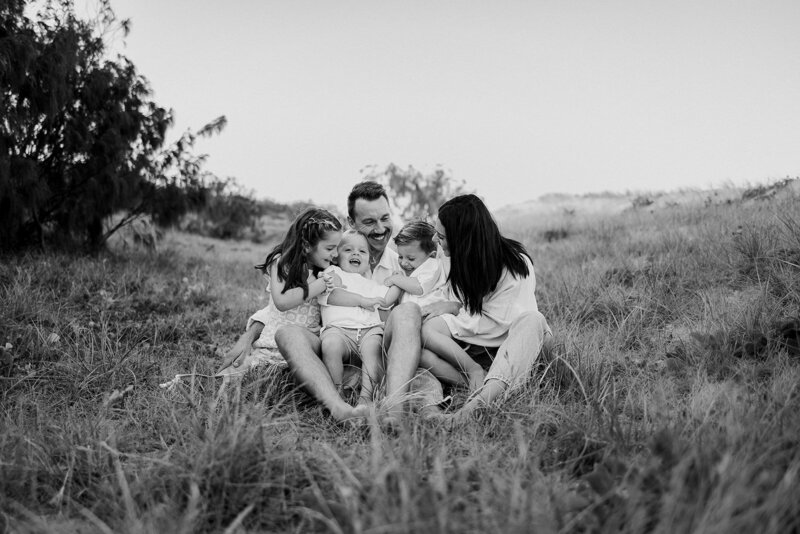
[349,196,394,255]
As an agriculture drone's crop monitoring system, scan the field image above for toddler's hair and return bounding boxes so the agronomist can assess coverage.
[339,229,368,247]
[394,220,436,254]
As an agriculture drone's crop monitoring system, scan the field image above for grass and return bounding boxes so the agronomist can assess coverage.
[2,185,800,533]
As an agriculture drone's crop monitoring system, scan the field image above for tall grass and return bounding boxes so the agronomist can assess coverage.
[2,190,799,532]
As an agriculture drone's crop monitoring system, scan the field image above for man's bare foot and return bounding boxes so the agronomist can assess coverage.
[356,396,374,409]
[466,367,486,395]
[329,403,369,422]
[420,404,444,421]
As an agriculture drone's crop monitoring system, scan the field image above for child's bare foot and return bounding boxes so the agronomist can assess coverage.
[466,367,486,395]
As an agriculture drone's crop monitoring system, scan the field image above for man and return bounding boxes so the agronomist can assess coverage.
[218,181,429,422]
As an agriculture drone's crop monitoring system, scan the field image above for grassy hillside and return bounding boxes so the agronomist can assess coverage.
[1,183,799,532]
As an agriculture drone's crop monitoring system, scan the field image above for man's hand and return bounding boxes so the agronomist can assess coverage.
[359,296,383,311]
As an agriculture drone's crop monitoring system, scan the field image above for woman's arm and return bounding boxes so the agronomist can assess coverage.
[270,262,328,311]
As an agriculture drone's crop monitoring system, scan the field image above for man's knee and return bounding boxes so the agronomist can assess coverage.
[387,302,422,332]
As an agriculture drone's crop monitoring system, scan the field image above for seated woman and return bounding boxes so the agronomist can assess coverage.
[419,194,552,425]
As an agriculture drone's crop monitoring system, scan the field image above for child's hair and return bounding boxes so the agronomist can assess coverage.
[394,220,436,254]
[256,207,342,298]
[339,229,369,247]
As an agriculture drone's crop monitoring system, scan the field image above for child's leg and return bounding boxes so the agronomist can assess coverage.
[357,333,384,406]
[420,347,466,386]
[422,318,486,393]
[321,330,350,389]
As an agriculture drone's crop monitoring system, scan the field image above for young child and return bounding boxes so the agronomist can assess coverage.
[318,230,402,406]
[384,220,448,307]
[216,207,341,377]
[386,220,487,395]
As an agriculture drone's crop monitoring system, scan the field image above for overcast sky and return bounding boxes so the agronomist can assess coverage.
[96,0,800,210]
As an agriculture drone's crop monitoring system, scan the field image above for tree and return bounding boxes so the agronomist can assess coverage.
[360,163,472,221]
[0,0,222,252]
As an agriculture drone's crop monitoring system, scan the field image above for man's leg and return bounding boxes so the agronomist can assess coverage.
[275,325,367,422]
[382,302,422,417]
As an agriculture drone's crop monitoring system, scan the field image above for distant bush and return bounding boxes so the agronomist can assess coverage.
[361,163,472,220]
[0,1,225,253]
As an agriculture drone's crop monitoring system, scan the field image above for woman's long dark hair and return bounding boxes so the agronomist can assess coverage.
[438,194,531,314]
[255,207,342,298]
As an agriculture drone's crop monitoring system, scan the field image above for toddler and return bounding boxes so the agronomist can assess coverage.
[319,230,402,406]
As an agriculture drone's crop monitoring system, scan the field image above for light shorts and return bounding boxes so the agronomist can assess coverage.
[320,325,384,360]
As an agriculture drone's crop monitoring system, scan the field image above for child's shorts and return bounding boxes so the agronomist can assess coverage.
[320,325,384,360]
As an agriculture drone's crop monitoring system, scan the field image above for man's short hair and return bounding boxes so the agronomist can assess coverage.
[347,181,390,220]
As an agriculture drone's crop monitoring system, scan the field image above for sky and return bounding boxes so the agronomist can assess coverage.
[85,0,800,210]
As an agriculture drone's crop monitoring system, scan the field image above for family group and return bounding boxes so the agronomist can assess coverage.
[216,181,551,426]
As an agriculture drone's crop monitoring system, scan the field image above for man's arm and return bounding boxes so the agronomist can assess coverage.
[328,288,382,309]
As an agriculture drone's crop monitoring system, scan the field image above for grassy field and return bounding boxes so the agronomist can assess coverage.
[2,183,799,533]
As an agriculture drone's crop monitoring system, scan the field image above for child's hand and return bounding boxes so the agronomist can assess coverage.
[321,271,345,292]
[384,274,402,287]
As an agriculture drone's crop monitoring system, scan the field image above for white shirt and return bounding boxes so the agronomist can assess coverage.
[441,255,538,347]
[370,246,401,285]
[318,266,390,329]
[400,257,448,307]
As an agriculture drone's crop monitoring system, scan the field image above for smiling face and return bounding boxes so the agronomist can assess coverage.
[336,232,371,275]
[433,220,449,257]
[306,230,341,270]
[397,240,431,275]
[349,196,394,257]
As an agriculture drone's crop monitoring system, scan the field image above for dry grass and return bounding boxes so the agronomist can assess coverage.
[2,183,800,533]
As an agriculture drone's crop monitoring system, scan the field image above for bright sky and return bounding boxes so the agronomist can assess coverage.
[96,0,799,210]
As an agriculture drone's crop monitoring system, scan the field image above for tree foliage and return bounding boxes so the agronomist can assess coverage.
[0,0,223,252]
[361,163,472,221]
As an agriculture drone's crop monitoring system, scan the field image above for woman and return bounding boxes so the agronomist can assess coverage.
[419,194,552,424]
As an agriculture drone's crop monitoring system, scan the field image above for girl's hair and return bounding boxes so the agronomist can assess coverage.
[255,207,342,298]
[438,194,531,314]
[394,220,436,254]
